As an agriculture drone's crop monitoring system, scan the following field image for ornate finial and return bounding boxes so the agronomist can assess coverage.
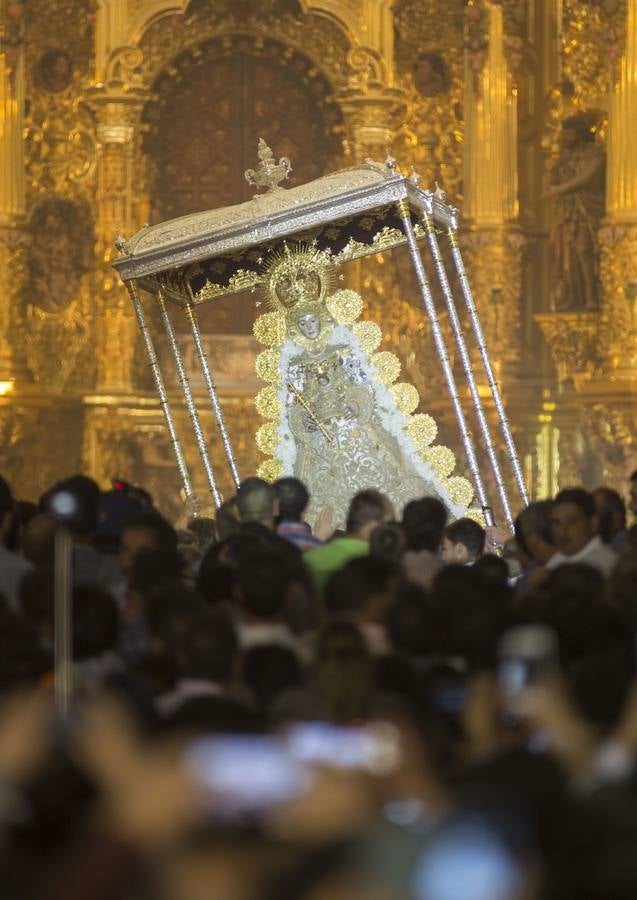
[409,166,422,187]
[434,181,447,203]
[114,231,128,254]
[385,151,397,174]
[244,139,292,193]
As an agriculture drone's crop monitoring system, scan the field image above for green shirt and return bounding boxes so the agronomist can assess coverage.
[304,537,369,598]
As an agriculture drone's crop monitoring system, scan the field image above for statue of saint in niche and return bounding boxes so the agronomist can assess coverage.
[412,52,448,97]
[35,48,73,93]
[28,198,92,314]
[543,115,605,311]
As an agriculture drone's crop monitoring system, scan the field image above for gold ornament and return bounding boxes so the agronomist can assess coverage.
[255,349,280,384]
[390,382,420,414]
[406,413,437,449]
[465,507,486,527]
[262,244,332,314]
[372,350,401,385]
[423,445,456,479]
[256,422,279,455]
[353,320,382,354]
[326,288,364,325]
[253,311,286,347]
[257,458,283,482]
[255,385,281,419]
[446,476,475,508]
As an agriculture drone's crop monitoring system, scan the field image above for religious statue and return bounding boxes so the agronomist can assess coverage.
[543,115,605,311]
[252,245,474,528]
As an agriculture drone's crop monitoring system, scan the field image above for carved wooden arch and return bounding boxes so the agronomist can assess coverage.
[132,1,354,101]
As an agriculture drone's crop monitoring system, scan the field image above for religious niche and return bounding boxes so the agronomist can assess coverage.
[412,51,449,97]
[543,113,606,311]
[34,47,74,93]
[26,197,93,314]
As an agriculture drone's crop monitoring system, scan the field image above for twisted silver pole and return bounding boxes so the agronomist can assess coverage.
[125,280,197,509]
[423,212,514,530]
[184,300,241,489]
[158,291,222,509]
[447,226,529,507]
[396,199,494,526]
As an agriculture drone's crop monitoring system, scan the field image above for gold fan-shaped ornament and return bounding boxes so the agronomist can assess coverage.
[372,351,401,385]
[257,458,283,482]
[423,445,456,479]
[446,476,475,508]
[255,349,280,384]
[353,320,382,354]
[255,385,281,420]
[327,289,364,325]
[406,413,437,449]
[390,382,420,414]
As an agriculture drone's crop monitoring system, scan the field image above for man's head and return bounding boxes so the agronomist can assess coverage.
[515,500,557,565]
[629,469,637,519]
[402,497,448,553]
[593,486,627,543]
[551,488,598,557]
[345,489,395,541]
[275,477,310,524]
[441,517,486,564]
[119,511,178,577]
[237,550,289,621]
[175,609,238,683]
[236,478,277,530]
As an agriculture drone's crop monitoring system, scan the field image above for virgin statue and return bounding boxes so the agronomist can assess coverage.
[253,245,475,528]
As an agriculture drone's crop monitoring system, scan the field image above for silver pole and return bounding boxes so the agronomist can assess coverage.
[184,300,241,489]
[54,527,72,718]
[396,198,494,526]
[447,226,530,507]
[125,280,198,510]
[157,291,222,508]
[423,212,514,530]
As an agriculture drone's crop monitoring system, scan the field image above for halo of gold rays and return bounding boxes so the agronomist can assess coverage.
[252,249,475,513]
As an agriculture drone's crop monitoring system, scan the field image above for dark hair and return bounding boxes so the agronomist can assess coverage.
[122,511,178,554]
[236,477,276,526]
[553,487,596,519]
[593,486,627,541]
[41,475,100,537]
[175,609,238,681]
[242,643,303,708]
[237,550,289,619]
[630,469,637,482]
[72,583,120,659]
[402,497,448,552]
[0,475,14,520]
[346,489,389,534]
[444,517,486,559]
[186,516,217,552]
[215,498,240,541]
[144,583,206,651]
[128,548,186,594]
[387,583,438,656]
[275,477,310,522]
[370,522,406,564]
[515,500,555,554]
[324,555,399,619]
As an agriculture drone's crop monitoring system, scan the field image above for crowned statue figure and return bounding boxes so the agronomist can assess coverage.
[253,245,475,528]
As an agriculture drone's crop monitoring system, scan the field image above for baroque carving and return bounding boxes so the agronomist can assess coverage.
[534,311,601,386]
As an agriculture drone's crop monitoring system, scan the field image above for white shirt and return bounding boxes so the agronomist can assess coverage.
[546,535,618,578]
[155,678,224,716]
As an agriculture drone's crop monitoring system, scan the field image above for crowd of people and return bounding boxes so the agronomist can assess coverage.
[0,468,637,899]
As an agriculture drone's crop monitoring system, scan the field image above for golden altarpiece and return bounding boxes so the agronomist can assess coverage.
[0,0,636,519]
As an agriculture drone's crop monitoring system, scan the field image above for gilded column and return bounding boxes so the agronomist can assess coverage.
[599,0,637,377]
[462,0,523,379]
[0,0,27,387]
[87,49,148,391]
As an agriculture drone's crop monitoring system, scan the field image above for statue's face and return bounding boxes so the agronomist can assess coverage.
[297,312,321,340]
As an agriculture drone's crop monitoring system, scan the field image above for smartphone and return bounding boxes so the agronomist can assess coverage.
[497,625,559,698]
[184,735,311,820]
[285,721,401,774]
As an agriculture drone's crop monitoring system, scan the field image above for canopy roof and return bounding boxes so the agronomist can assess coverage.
[112,154,458,306]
